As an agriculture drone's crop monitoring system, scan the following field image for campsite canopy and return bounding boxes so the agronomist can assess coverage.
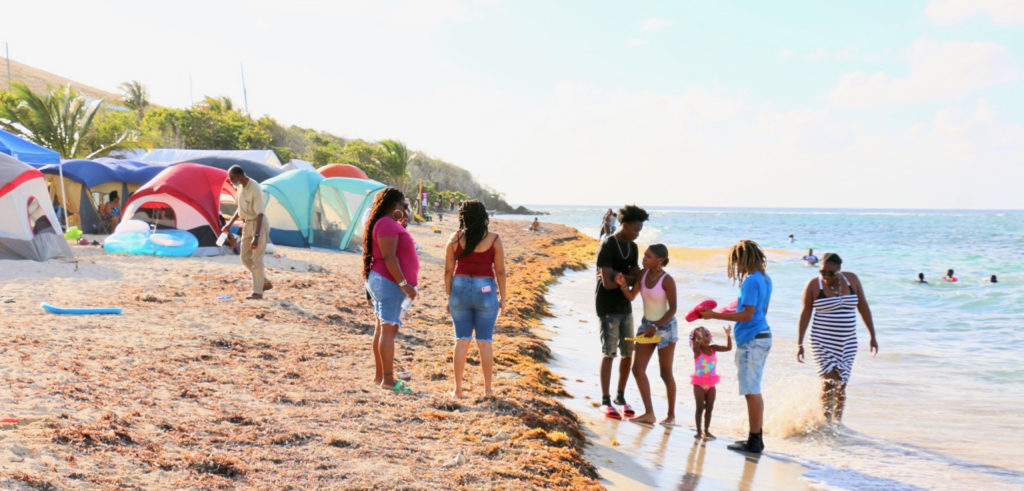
[38,159,166,234]
[261,169,386,251]
[319,163,368,179]
[137,149,283,168]
[171,156,282,183]
[122,163,237,255]
[0,153,72,260]
[0,129,61,166]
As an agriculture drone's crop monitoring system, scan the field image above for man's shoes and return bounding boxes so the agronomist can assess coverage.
[727,432,764,453]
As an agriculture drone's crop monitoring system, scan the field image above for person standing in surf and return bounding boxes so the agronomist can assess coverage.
[700,239,772,453]
[796,253,878,424]
[596,205,649,419]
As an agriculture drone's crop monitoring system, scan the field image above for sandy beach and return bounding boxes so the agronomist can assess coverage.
[0,219,602,488]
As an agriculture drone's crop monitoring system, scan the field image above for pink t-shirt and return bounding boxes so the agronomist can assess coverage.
[370,217,419,286]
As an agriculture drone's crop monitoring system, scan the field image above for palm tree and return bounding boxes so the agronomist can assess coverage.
[119,80,150,120]
[379,139,410,190]
[0,83,136,159]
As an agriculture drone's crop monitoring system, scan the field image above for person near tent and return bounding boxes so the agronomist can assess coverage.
[223,166,272,299]
[99,191,121,232]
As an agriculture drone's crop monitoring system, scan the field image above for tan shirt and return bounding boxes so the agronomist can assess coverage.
[236,179,266,221]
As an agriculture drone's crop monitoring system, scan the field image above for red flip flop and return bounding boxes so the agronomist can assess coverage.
[0,418,18,424]
[603,405,622,419]
[685,299,718,322]
[621,403,636,418]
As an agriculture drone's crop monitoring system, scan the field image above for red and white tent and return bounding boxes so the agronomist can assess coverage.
[0,153,72,261]
[121,163,237,256]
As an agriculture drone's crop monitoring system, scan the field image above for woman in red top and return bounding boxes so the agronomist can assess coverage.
[444,200,507,398]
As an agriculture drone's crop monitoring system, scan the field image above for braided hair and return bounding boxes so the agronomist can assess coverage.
[457,200,489,258]
[726,239,767,284]
[362,187,406,280]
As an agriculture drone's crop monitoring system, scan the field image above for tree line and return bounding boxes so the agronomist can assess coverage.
[0,81,529,214]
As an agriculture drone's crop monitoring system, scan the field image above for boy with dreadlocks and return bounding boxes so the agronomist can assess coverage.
[595,205,649,419]
[700,239,773,453]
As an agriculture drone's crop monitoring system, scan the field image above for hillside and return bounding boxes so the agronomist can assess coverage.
[0,59,533,214]
[1,58,122,103]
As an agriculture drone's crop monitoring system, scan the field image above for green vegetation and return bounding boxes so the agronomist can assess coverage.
[1,80,532,213]
[0,83,136,159]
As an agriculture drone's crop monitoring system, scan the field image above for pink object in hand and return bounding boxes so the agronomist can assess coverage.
[716,299,738,314]
[685,299,718,322]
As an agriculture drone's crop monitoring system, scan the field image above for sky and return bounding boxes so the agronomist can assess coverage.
[4,0,1024,209]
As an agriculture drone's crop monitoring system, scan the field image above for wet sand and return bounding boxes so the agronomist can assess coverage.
[542,270,816,490]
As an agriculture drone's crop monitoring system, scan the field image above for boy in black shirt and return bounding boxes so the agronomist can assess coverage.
[595,205,649,418]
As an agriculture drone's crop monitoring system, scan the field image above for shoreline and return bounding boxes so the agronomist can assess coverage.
[539,269,817,490]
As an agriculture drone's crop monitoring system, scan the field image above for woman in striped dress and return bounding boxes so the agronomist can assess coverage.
[797,253,878,424]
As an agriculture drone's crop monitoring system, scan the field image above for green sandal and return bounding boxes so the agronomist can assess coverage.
[389,379,413,394]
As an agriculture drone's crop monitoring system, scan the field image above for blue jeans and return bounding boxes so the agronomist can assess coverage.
[639,317,679,350]
[736,335,772,395]
[366,271,409,326]
[449,276,499,342]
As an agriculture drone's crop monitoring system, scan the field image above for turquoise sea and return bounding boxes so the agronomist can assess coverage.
[501,207,1024,489]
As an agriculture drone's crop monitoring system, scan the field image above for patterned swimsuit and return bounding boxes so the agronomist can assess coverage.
[691,350,719,392]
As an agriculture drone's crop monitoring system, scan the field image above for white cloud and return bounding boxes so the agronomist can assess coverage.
[804,48,828,61]
[828,38,1021,107]
[926,0,1024,26]
[776,48,793,60]
[625,38,649,47]
[641,18,673,32]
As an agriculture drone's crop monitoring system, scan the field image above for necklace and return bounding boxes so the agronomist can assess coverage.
[613,235,629,260]
[824,276,843,296]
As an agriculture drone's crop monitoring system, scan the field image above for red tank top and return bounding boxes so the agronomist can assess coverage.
[454,234,497,277]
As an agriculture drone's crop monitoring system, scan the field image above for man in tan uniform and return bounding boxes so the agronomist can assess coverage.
[223,166,272,299]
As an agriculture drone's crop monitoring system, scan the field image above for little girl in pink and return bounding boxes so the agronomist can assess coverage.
[690,325,732,439]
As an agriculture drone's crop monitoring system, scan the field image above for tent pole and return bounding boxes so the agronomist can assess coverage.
[58,159,69,229]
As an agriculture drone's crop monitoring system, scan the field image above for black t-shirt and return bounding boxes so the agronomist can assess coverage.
[595,235,638,317]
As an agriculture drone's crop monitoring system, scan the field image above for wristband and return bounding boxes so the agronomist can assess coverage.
[398,280,409,288]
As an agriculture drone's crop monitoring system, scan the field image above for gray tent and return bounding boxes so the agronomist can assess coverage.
[0,153,72,260]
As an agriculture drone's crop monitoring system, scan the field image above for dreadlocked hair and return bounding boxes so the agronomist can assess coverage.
[727,239,767,284]
[362,187,406,280]
[457,200,489,258]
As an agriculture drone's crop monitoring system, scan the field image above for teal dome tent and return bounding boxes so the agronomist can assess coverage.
[261,170,387,251]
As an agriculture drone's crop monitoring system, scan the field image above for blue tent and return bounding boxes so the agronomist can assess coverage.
[38,159,166,233]
[0,129,61,166]
[261,169,324,247]
[261,170,387,251]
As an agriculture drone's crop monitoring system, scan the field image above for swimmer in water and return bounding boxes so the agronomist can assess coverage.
[990,275,998,283]
[803,248,819,266]
[917,273,927,283]
[942,269,956,282]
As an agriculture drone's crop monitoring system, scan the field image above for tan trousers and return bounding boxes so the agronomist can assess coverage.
[240,219,269,294]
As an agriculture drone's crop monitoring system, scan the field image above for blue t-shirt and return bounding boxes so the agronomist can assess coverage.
[734,271,772,346]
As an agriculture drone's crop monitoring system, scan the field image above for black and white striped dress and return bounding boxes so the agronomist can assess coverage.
[810,273,859,384]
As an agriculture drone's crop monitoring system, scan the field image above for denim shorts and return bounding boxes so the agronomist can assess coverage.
[366,271,409,327]
[639,317,679,350]
[449,276,499,342]
[599,313,634,358]
[736,335,772,395]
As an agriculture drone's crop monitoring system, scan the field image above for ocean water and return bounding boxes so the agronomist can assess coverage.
[502,207,1024,489]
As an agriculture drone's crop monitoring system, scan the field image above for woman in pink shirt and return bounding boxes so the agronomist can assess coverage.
[363,188,419,393]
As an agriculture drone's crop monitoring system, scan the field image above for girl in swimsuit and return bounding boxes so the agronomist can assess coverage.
[689,325,732,439]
